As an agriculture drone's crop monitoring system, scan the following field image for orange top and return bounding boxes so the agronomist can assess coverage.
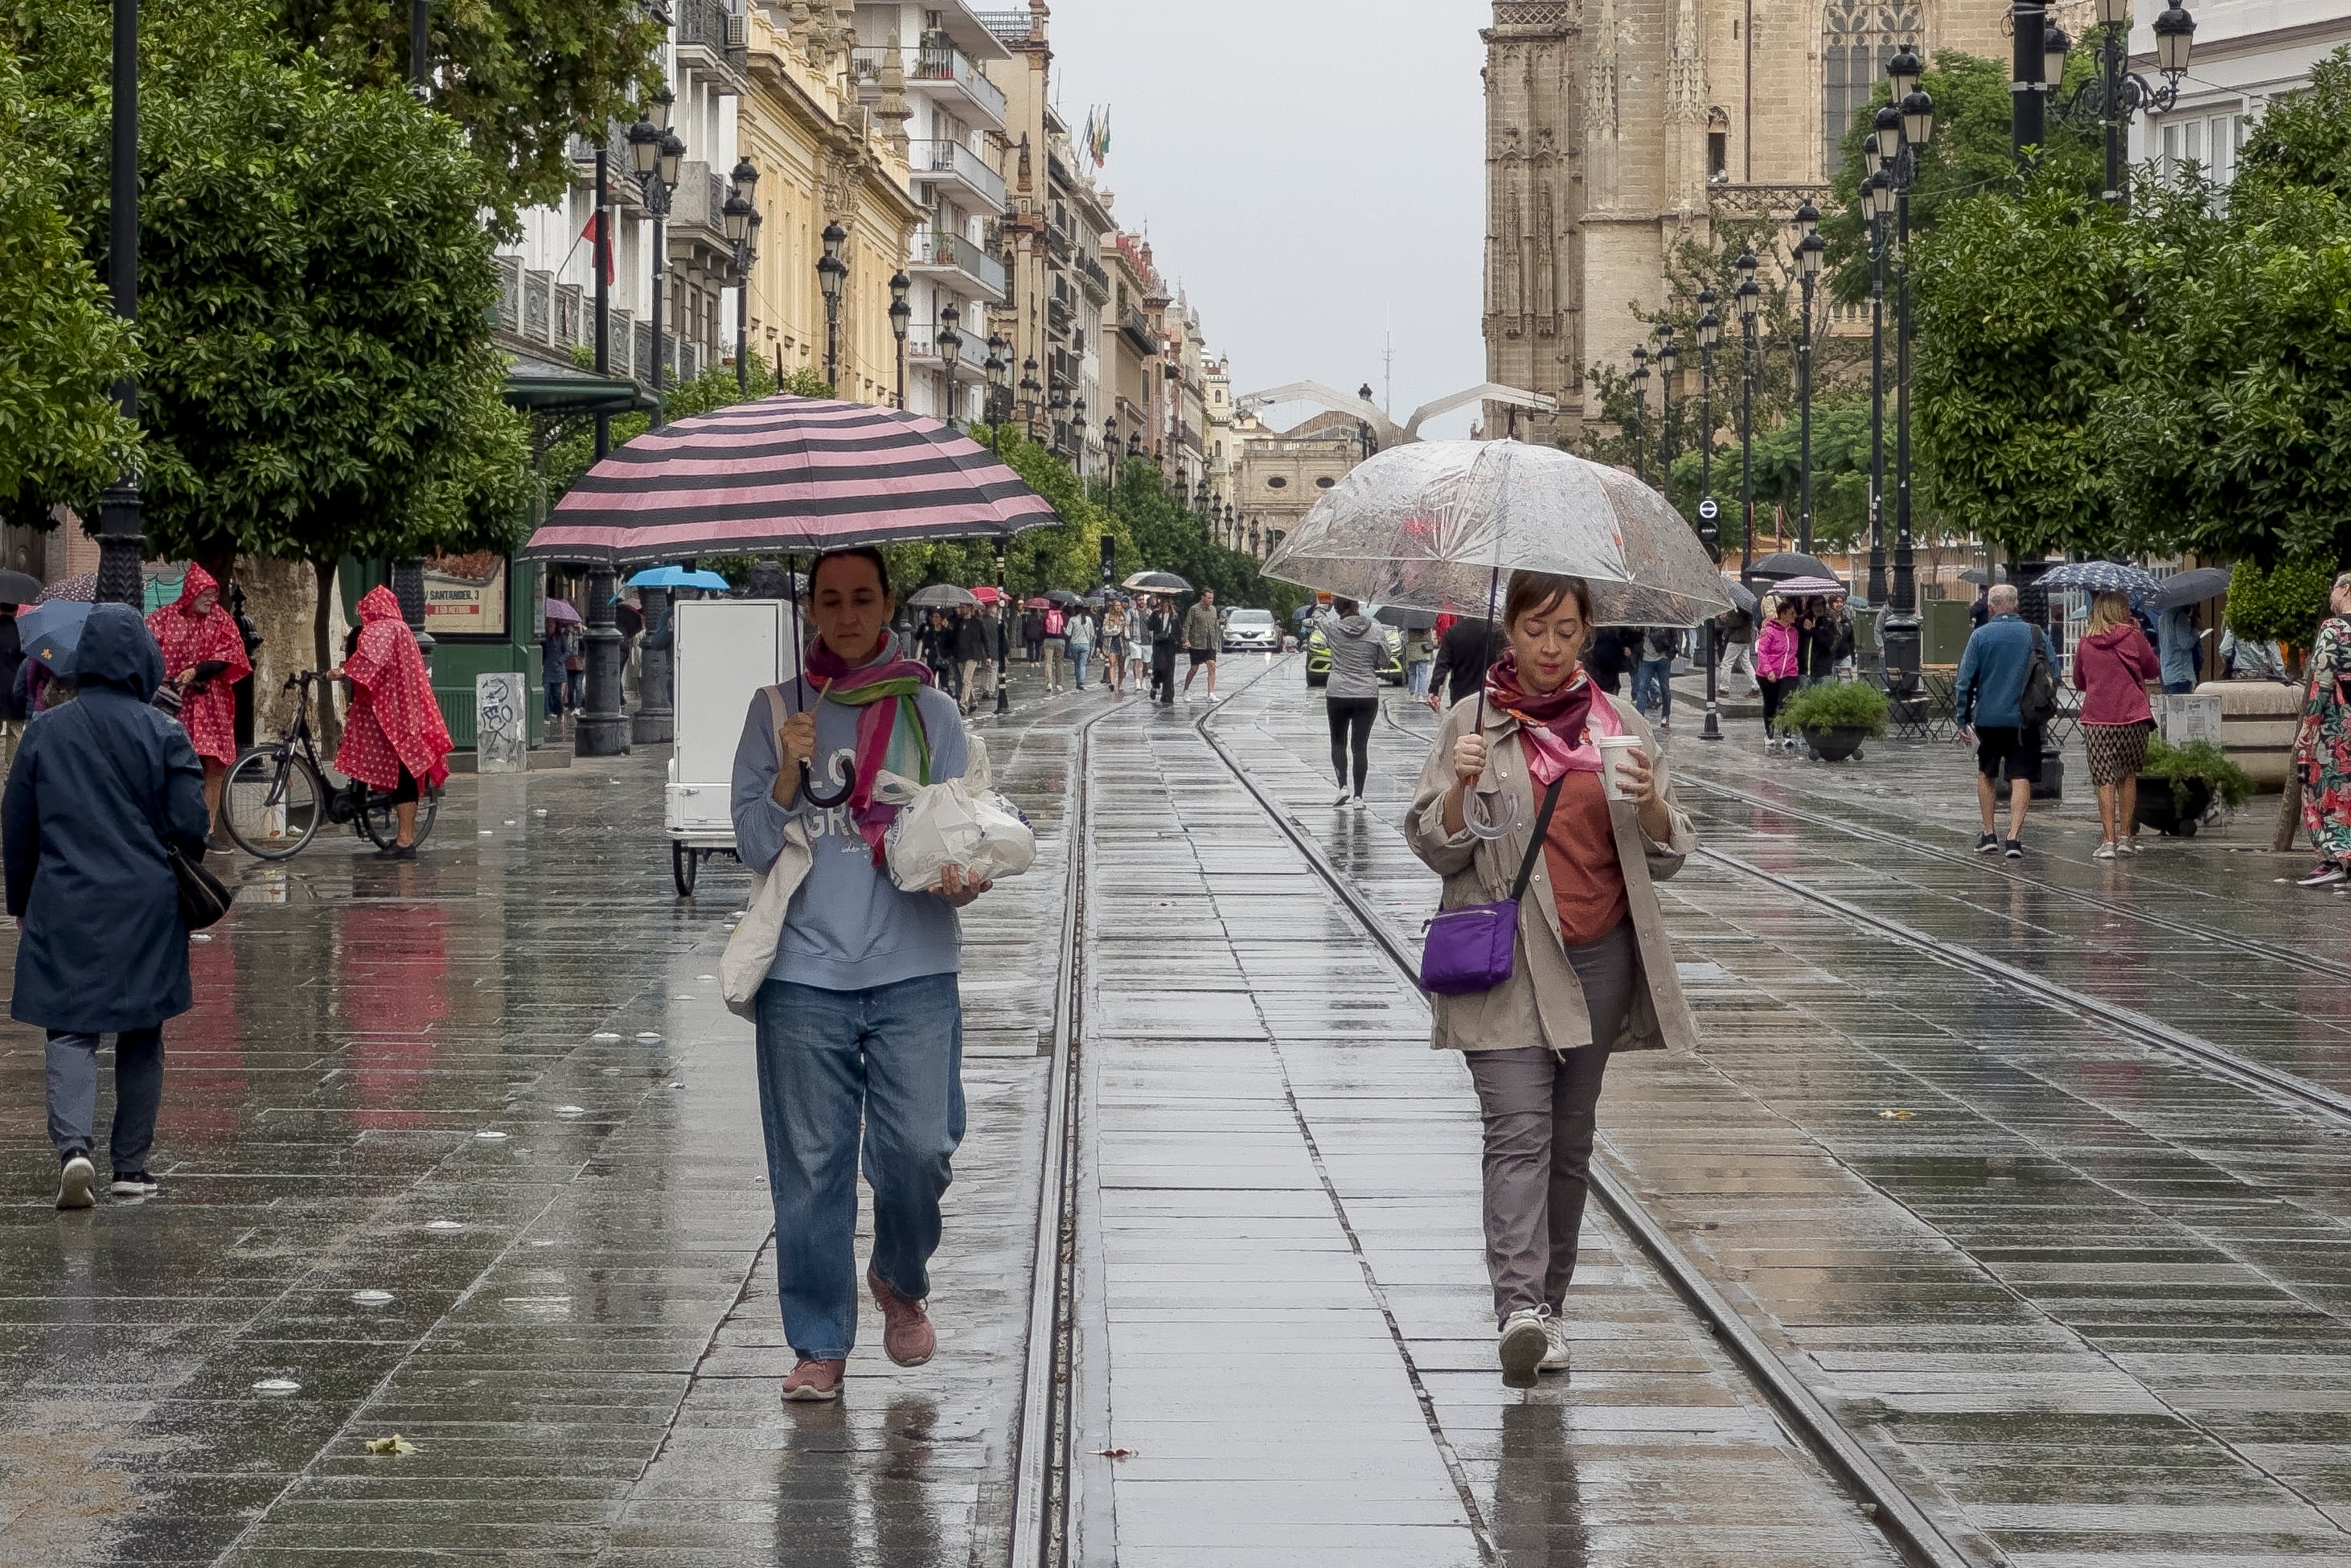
[1541,770,1629,946]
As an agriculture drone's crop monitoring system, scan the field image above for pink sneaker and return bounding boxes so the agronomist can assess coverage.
[782,1357,844,1402]
[867,1270,937,1367]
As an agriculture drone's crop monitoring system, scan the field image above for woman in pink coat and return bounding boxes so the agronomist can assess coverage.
[1754,599,1802,749]
[2073,591,2162,857]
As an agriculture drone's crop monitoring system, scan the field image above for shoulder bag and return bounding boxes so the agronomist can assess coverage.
[79,704,234,930]
[1418,774,1565,997]
[2019,626,2059,728]
[721,687,814,1019]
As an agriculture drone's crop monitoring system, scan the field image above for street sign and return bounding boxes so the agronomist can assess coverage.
[1697,497,1719,521]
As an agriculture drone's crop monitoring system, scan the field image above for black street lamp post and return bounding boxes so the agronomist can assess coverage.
[1070,396,1088,480]
[984,337,1008,451]
[629,98,684,425]
[936,303,963,430]
[1697,292,1721,741]
[982,341,1011,715]
[94,0,144,607]
[818,220,847,392]
[1881,45,1937,704]
[2045,0,2195,204]
[1655,325,1679,503]
[1629,343,1649,483]
[1736,252,1760,577]
[1019,357,1041,441]
[1865,125,1893,611]
[1792,201,1824,555]
[888,272,911,408]
[726,158,758,396]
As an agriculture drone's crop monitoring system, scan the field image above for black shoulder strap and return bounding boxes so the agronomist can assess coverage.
[1510,776,1568,901]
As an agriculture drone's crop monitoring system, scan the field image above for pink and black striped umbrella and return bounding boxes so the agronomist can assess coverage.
[523,394,1060,564]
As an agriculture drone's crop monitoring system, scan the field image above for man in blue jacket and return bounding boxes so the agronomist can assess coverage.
[1953,584,2048,859]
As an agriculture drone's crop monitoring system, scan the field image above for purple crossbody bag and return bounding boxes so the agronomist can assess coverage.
[1418,776,1565,996]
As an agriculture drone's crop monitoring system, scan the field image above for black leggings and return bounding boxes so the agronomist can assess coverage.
[1327,696,1377,795]
[1759,676,1798,736]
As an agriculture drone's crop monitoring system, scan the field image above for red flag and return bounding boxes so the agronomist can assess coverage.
[582,212,614,286]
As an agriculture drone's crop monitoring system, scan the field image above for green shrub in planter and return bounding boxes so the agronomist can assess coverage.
[1776,679,1890,737]
[2140,734,2255,811]
[2226,557,2337,644]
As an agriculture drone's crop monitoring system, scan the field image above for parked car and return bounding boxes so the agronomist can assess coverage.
[1222,607,1281,653]
[1303,618,1406,688]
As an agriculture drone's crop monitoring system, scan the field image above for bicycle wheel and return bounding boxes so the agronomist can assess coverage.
[222,747,323,860]
[359,784,441,852]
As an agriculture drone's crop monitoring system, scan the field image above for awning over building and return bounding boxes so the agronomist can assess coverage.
[502,357,658,418]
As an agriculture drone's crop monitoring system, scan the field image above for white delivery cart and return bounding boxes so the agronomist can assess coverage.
[666,597,802,895]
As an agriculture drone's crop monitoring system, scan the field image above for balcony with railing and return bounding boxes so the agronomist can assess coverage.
[675,0,746,83]
[854,42,1007,125]
[909,228,1008,299]
[908,138,1006,211]
[1117,307,1159,353]
[1074,251,1110,301]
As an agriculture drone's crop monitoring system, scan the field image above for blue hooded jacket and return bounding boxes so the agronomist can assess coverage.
[5,604,211,1032]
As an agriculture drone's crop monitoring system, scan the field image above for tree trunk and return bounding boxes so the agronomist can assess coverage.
[2273,770,2304,852]
[312,557,342,750]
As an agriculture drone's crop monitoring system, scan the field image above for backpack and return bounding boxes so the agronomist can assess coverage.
[1044,608,1065,637]
[2019,626,2058,727]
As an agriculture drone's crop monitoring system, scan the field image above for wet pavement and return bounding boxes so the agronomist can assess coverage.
[4,655,2346,1566]
[1213,672,2351,1565]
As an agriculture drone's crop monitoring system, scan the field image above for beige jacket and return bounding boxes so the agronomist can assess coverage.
[1404,692,1700,1055]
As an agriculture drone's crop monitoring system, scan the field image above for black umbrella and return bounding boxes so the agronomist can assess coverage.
[1122,571,1192,594]
[0,569,43,605]
[1044,589,1085,608]
[908,583,980,610]
[1716,574,1759,618]
[1958,566,2006,587]
[1374,604,1438,630]
[2140,566,2231,612]
[1748,552,1836,581]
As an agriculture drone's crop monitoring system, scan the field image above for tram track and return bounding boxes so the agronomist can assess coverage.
[1377,702,2351,1133]
[1204,687,1978,1568]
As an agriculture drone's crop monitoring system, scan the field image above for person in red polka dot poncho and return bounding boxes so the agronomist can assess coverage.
[330,586,453,857]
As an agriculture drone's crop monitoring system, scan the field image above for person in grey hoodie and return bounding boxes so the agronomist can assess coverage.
[1315,598,1386,807]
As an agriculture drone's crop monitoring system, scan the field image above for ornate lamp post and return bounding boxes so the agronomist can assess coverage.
[1020,356,1042,440]
[1736,252,1761,577]
[1882,45,1937,704]
[887,271,911,408]
[1655,325,1679,504]
[984,334,1009,449]
[2049,1,2196,206]
[92,0,144,605]
[936,303,963,430]
[1071,396,1088,480]
[725,158,759,394]
[818,220,847,392]
[628,103,684,423]
[1863,123,1894,610]
[1697,290,1722,741]
[1791,200,1824,554]
[1049,382,1071,451]
[1629,343,1650,483]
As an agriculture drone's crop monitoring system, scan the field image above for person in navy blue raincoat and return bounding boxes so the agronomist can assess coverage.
[4,603,209,1209]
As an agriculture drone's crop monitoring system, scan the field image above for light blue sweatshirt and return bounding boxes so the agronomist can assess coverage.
[730,659,970,993]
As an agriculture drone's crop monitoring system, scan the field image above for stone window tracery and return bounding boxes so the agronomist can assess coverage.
[1822,2,1922,179]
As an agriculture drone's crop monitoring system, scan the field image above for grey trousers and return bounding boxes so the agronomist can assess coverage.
[47,1028,166,1170]
[1464,921,1637,1325]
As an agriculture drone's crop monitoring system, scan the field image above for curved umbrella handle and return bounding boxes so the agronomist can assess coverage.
[1464,787,1521,841]
[799,755,855,810]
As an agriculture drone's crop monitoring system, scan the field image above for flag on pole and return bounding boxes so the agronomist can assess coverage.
[1091,107,1111,166]
[581,212,615,285]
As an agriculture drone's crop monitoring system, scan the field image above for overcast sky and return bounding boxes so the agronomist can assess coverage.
[1044,0,1495,437]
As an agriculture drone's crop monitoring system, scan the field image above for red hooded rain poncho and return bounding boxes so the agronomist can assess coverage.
[337,586,453,792]
[145,564,251,767]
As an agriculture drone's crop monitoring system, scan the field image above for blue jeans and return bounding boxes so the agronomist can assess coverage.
[1071,648,1091,688]
[753,973,965,1360]
[1406,659,1433,697]
[1634,658,1672,719]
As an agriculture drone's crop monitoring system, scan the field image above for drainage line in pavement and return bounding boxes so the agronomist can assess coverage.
[1202,699,1982,1568]
[1701,844,2351,1132]
[1679,771,2351,985]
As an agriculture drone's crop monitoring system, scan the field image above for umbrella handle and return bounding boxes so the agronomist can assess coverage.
[799,757,855,810]
[1464,787,1520,841]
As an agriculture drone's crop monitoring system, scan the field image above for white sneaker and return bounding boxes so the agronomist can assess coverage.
[1335,787,1353,807]
[56,1153,95,1210]
[2119,837,2142,856]
[1498,1307,1549,1388]
[2094,842,2118,860]
[1539,1315,1572,1373]
[2298,864,2347,888]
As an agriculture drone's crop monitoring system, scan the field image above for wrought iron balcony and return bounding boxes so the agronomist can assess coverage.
[909,229,1008,299]
[909,138,1006,211]
[854,43,1007,126]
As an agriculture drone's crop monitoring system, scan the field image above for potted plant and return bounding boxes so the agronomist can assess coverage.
[1778,680,1889,763]
[2135,735,2255,837]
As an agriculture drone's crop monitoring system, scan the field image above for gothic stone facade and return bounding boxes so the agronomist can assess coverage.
[1482,0,2005,442]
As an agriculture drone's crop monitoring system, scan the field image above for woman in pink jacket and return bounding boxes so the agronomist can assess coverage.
[2073,592,2161,857]
[1754,599,1802,749]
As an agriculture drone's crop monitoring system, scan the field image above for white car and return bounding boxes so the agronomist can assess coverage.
[1221,608,1281,653]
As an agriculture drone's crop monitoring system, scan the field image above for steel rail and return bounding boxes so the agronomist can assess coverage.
[1676,770,2351,985]
[1201,696,1980,1568]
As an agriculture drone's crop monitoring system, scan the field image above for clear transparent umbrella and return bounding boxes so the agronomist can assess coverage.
[1262,440,1732,627]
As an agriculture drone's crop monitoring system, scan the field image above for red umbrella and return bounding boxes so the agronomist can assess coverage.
[1024,597,1052,610]
[969,585,1005,605]
[523,393,1059,565]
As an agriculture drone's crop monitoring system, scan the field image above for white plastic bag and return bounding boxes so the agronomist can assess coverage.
[723,688,813,1019]
[876,733,1036,892]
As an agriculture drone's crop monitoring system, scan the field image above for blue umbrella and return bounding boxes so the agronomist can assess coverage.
[2037,560,2159,597]
[17,599,93,670]
[628,565,731,591]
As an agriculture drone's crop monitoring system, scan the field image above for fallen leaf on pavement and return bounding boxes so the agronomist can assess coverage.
[365,1435,418,1455]
[1878,1108,1914,1120]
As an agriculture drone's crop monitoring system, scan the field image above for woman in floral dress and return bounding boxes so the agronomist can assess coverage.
[2293,570,2351,888]
[145,564,251,845]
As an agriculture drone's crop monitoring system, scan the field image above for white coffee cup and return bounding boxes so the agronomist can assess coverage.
[1594,734,1643,800]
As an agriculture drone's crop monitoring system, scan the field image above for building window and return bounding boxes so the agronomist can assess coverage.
[1315,476,1336,489]
[1822,3,1922,180]
[1266,476,1288,489]
[1708,129,1728,182]
[2161,110,2244,189]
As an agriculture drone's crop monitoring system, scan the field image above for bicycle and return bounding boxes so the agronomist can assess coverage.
[219,671,441,859]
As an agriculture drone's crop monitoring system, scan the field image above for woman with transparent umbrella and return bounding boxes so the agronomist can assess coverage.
[1265,440,1721,1388]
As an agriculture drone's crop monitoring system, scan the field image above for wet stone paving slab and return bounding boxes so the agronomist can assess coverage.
[3,651,2348,1566]
[1214,671,2351,1566]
